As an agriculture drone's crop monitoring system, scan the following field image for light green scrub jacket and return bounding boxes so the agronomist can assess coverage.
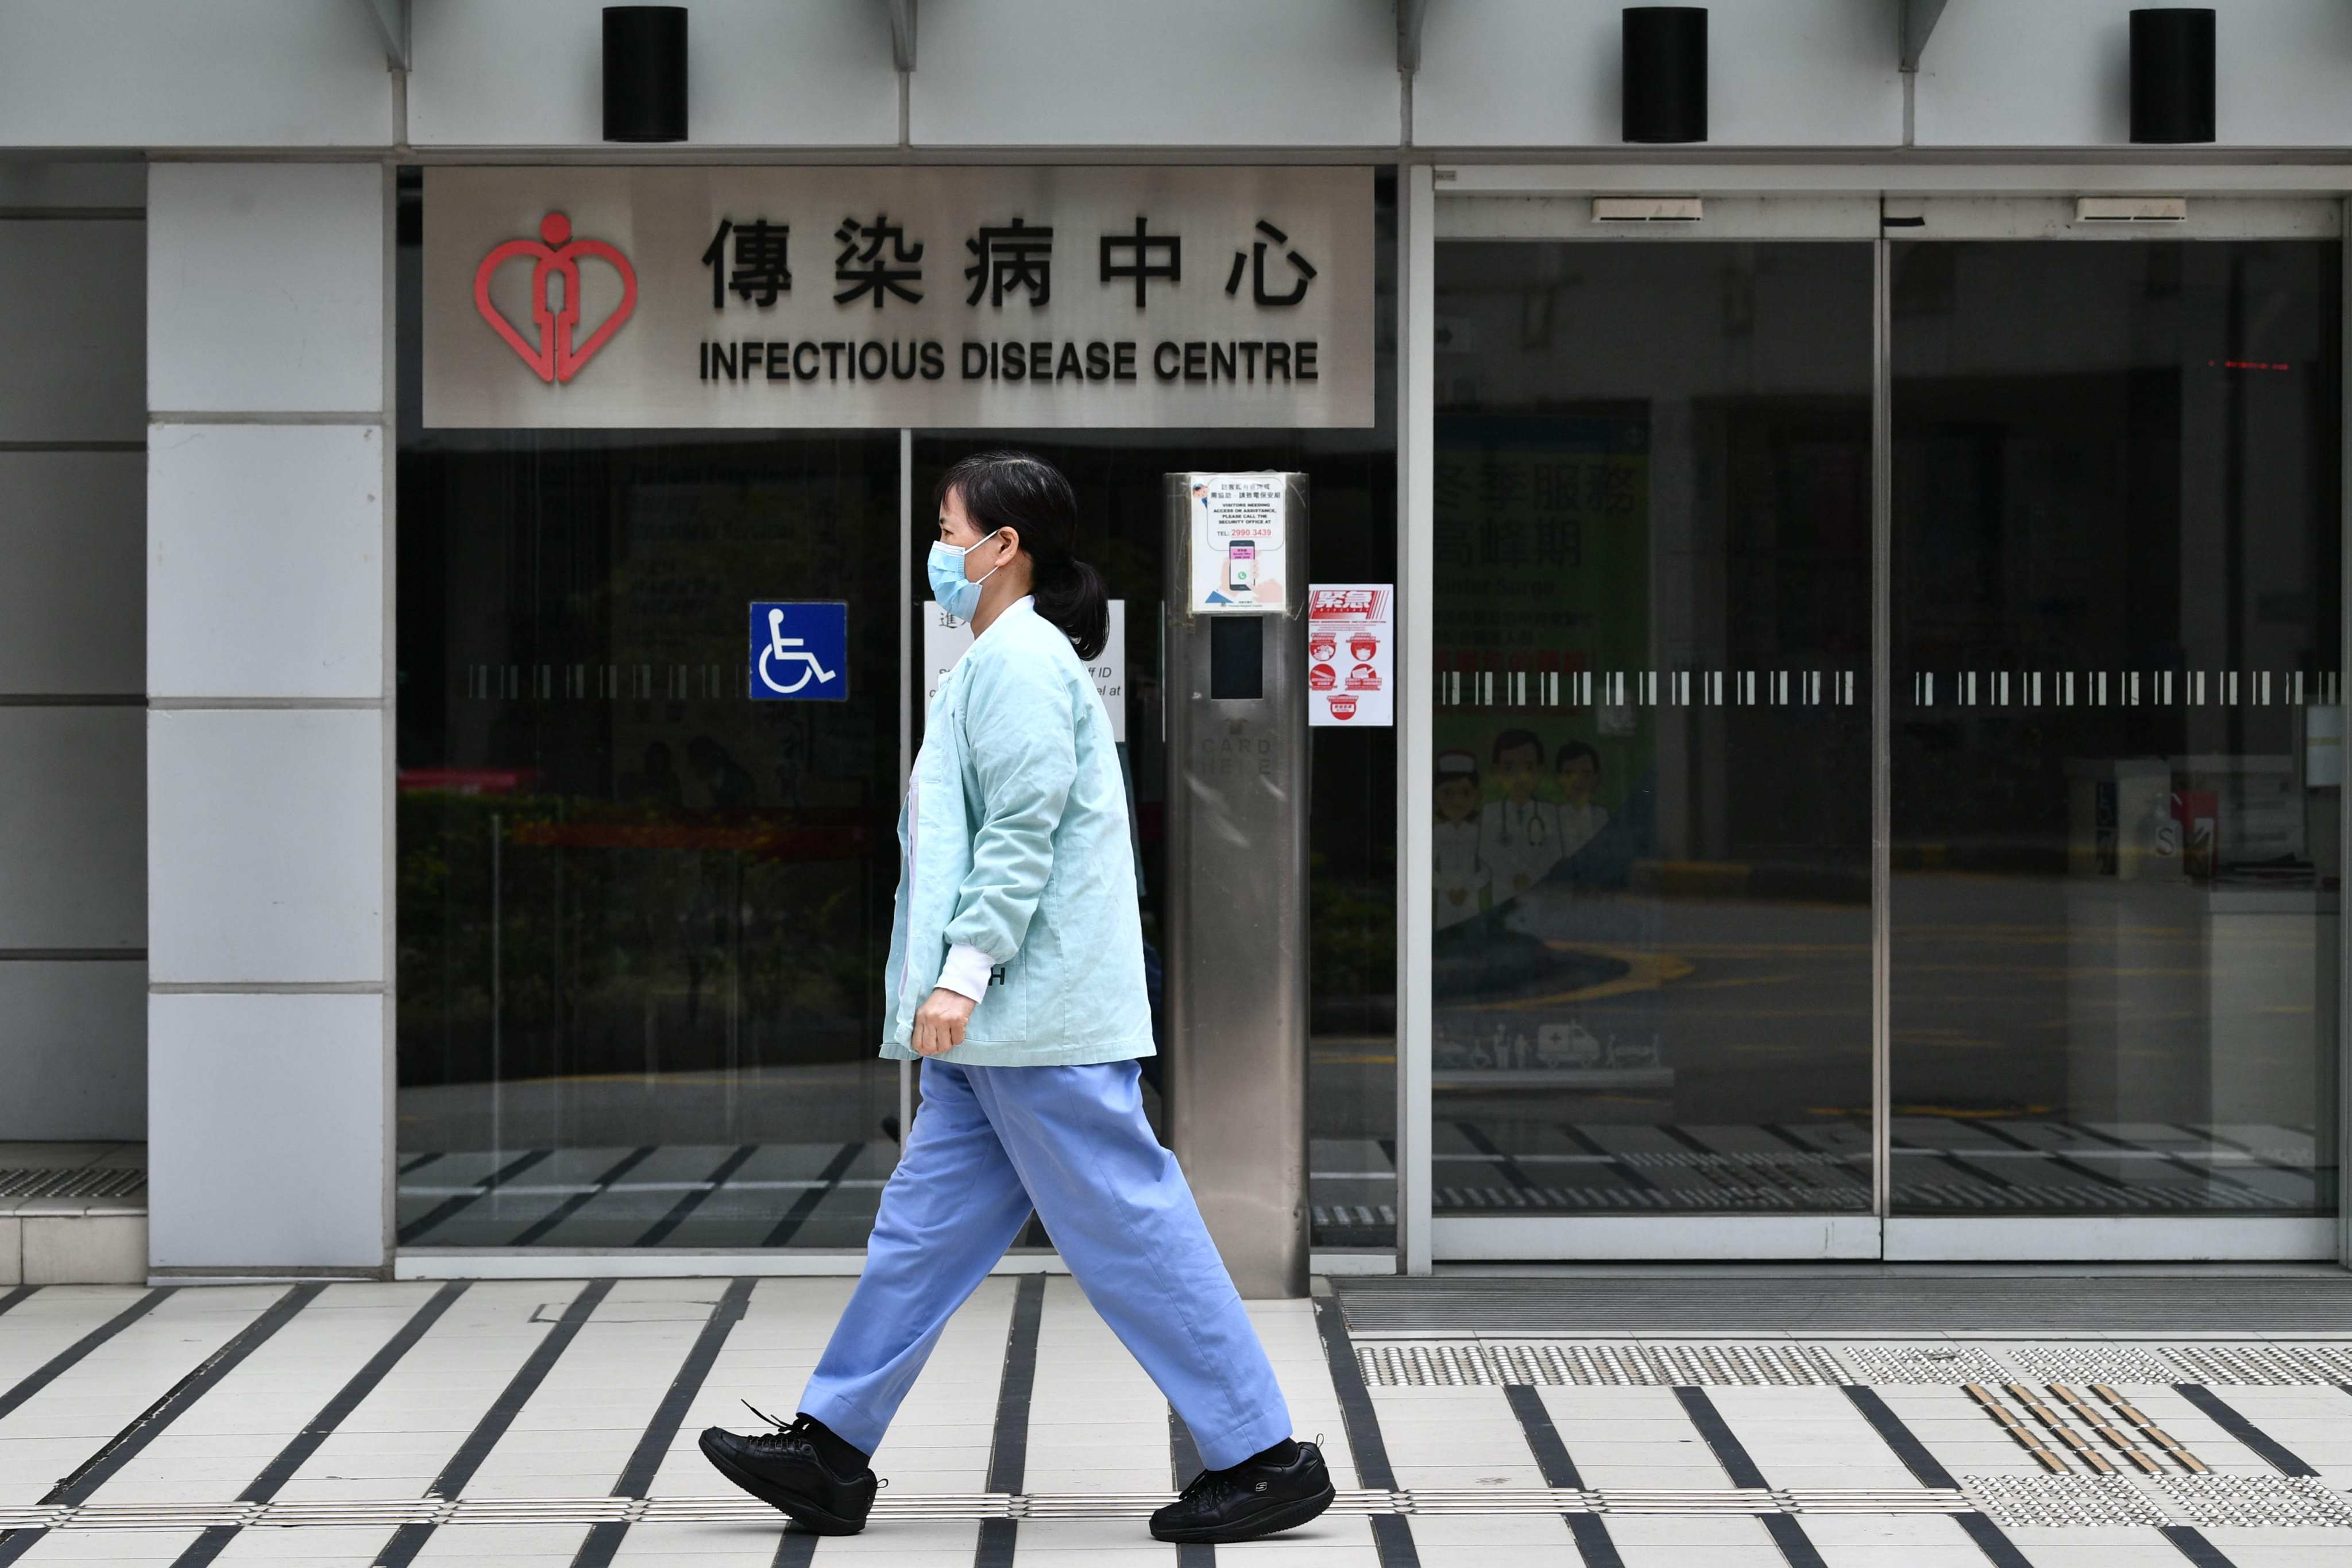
[880,598,1154,1066]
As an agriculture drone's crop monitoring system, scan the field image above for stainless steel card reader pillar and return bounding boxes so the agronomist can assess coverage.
[1161,472,1310,1299]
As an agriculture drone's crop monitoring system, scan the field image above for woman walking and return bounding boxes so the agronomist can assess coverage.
[700,451,1334,1545]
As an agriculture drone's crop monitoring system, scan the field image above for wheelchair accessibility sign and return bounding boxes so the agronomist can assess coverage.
[750,601,848,701]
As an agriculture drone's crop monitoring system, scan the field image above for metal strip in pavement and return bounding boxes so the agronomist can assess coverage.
[977,1275,1045,1568]
[760,1143,864,1248]
[1672,1387,1829,1568]
[0,1287,173,1423]
[398,1148,551,1243]
[571,1276,756,1568]
[2159,1525,2241,1567]
[374,1277,616,1568]
[171,1281,470,1568]
[1841,1387,1959,1489]
[1169,1406,1212,1568]
[0,1285,320,1566]
[1841,1385,2036,1568]
[771,1521,818,1565]
[512,1146,655,1248]
[2172,1385,2318,1478]
[637,1146,757,1248]
[1504,1384,1623,1568]
[1312,1293,1420,1568]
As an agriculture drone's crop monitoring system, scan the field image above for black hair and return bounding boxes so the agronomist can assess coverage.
[936,450,1110,661]
[1557,740,1601,773]
[1490,728,1543,766]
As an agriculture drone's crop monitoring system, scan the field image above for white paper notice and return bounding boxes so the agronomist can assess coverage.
[1308,584,1392,727]
[923,599,1126,743]
[1185,473,1288,615]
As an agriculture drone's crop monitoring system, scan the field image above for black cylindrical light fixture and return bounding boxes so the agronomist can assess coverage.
[1623,7,1708,144]
[604,6,688,143]
[2130,9,2215,144]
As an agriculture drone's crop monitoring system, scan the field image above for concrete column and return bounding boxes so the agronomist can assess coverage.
[145,163,392,1276]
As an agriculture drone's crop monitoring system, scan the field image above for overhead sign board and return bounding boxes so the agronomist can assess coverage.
[424,166,1374,429]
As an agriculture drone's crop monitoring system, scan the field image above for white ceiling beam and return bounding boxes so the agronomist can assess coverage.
[885,0,916,72]
[1397,0,1430,74]
[1901,0,1951,72]
[360,0,410,71]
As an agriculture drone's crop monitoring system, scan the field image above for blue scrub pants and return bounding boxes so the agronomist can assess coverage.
[798,1057,1293,1472]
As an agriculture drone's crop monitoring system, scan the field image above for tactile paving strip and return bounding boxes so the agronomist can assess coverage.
[1357,1341,1852,1387]
[2007,1346,2179,1385]
[1961,1474,2171,1527]
[0,1484,2344,1532]
[2163,1344,2352,1385]
[2148,1474,2352,1528]
[1836,1345,2011,1385]
[0,1489,1988,1534]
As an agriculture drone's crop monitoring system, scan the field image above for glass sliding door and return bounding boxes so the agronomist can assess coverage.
[1426,199,1879,1257]
[1417,189,2345,1262]
[1886,203,2343,1257]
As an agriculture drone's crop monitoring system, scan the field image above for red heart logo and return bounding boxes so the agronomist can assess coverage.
[473,213,638,384]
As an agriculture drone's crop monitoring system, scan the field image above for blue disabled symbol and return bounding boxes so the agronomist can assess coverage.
[750,601,848,701]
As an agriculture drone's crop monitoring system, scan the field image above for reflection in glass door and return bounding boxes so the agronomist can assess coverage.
[1428,229,1876,1254]
[395,430,906,1248]
[1888,225,2342,1254]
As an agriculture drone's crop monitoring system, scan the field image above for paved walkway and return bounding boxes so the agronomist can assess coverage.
[0,1277,2344,1565]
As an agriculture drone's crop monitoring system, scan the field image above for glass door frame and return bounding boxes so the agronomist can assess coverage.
[1400,170,2351,1268]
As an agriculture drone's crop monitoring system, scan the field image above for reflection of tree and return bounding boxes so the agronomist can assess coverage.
[396,791,883,1090]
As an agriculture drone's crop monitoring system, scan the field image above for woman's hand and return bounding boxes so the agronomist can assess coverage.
[912,987,978,1056]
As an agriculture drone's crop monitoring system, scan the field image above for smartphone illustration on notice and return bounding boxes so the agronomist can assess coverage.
[1227,541,1256,592]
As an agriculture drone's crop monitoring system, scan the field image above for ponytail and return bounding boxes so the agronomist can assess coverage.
[935,450,1111,661]
[1030,553,1110,662]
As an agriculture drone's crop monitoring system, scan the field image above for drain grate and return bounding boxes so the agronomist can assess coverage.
[2149,1474,2352,1528]
[0,1167,146,1203]
[1357,1341,1853,1388]
[1961,1474,2169,1527]
[1357,1339,2352,1389]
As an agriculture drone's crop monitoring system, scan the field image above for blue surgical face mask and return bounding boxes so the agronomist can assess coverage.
[927,528,1005,621]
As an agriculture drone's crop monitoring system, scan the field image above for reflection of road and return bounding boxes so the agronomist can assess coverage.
[1442,883,1870,1121]
[1420,869,2334,1222]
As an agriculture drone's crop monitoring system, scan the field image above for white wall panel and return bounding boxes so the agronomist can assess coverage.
[912,0,1400,146]
[0,222,147,443]
[0,1,391,149]
[1917,1,2352,148]
[410,0,899,147]
[0,962,146,1141]
[148,993,384,1268]
[148,164,385,415]
[148,426,383,702]
[0,453,144,696]
[1915,3,2137,148]
[0,708,145,951]
[1414,0,1901,148]
[148,709,384,986]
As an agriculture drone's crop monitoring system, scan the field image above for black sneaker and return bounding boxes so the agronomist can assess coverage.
[1149,1440,1334,1544]
[698,1407,880,1535]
